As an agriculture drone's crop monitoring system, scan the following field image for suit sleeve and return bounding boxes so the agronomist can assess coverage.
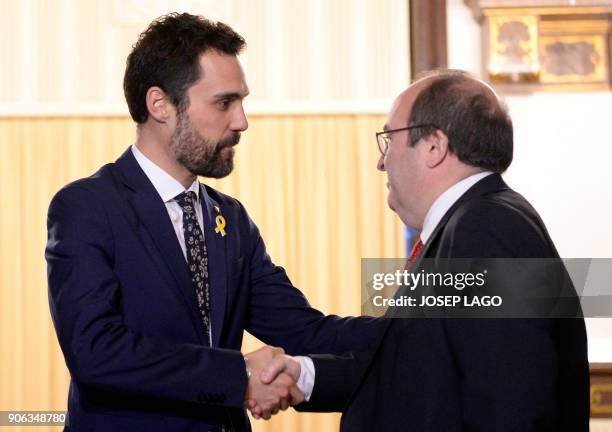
[239,203,384,356]
[295,350,374,412]
[46,186,248,407]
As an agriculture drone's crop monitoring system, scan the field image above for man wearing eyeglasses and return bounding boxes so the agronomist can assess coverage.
[249,69,589,431]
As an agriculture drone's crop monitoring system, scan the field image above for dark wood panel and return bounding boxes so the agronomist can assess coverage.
[410,0,448,76]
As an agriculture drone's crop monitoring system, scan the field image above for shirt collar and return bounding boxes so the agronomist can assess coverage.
[420,171,494,243]
[131,144,200,203]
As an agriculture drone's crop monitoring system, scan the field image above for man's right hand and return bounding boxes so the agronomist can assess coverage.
[244,346,304,420]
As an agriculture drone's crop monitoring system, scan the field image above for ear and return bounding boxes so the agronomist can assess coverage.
[145,86,175,123]
[424,130,449,169]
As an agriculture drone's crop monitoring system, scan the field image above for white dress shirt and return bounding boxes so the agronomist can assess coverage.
[420,171,493,243]
[296,171,495,401]
[131,145,204,261]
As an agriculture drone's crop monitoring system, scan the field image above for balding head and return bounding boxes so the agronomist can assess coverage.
[407,69,513,173]
[378,69,514,229]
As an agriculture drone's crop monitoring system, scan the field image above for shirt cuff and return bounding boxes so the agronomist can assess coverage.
[295,356,315,402]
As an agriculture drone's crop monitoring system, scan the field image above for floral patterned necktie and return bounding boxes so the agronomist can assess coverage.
[175,191,211,346]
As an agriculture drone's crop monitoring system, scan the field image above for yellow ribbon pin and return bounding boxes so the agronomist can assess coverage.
[214,215,227,237]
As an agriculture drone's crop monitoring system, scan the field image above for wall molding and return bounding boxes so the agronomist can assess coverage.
[465,0,612,91]
[0,100,392,118]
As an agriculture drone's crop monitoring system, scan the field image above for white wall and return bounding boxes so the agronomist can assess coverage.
[447,0,612,260]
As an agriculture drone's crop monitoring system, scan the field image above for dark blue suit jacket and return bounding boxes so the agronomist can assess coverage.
[46,148,381,431]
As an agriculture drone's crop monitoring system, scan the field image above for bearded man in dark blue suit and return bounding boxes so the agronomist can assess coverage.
[46,13,381,431]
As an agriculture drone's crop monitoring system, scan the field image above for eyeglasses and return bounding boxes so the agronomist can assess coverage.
[376,124,440,155]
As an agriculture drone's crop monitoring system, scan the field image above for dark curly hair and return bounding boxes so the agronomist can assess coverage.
[408,70,513,173]
[124,13,246,124]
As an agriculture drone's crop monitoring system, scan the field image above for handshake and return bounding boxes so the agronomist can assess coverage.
[243,346,304,420]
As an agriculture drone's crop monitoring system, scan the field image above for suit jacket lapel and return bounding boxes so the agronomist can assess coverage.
[199,184,228,347]
[346,173,511,406]
[114,149,207,344]
[393,174,510,294]
[421,173,510,259]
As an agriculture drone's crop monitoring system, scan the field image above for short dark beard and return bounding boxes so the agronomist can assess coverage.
[170,111,240,178]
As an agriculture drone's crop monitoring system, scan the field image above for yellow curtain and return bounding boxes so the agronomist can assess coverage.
[0,115,404,431]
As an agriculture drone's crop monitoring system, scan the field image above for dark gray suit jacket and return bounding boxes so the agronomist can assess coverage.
[299,174,589,431]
